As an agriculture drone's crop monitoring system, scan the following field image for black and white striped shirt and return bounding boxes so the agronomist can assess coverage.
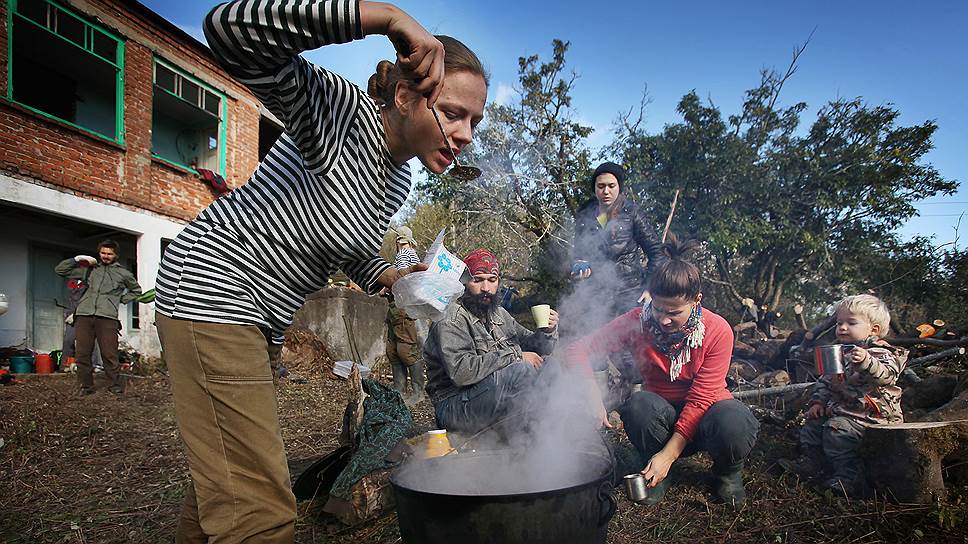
[156,0,410,343]
[393,248,420,271]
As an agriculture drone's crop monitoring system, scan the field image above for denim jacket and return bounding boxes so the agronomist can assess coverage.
[423,300,557,403]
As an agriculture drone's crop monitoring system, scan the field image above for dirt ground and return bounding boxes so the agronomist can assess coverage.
[1,371,966,543]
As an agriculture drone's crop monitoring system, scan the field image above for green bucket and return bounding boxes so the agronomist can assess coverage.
[9,355,34,374]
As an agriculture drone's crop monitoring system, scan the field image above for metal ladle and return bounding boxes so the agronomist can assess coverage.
[431,107,481,181]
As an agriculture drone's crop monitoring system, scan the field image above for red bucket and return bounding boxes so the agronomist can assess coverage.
[35,353,54,374]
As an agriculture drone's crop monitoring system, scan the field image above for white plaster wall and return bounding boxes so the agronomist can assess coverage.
[0,175,186,356]
[0,238,30,347]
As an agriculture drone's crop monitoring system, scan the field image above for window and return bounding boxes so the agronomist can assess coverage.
[258,114,284,162]
[152,59,226,174]
[8,0,125,143]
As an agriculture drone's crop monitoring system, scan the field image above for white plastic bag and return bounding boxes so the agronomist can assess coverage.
[422,229,466,279]
[391,271,465,321]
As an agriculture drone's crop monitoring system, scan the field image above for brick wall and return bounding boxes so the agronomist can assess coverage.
[0,0,264,222]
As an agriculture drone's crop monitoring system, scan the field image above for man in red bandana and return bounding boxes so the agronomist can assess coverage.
[423,249,560,433]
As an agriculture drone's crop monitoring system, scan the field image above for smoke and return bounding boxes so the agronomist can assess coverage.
[395,258,643,496]
[396,145,646,497]
[395,366,610,495]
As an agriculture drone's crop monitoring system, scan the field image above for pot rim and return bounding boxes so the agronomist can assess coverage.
[390,453,614,500]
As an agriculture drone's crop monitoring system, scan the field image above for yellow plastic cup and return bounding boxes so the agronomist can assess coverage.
[424,429,452,458]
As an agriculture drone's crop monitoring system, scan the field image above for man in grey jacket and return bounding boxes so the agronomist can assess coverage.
[56,240,142,395]
[423,249,559,433]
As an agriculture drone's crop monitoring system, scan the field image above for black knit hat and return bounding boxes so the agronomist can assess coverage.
[591,162,627,193]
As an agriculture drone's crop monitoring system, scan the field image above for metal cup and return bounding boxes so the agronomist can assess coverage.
[624,473,648,503]
[814,345,848,376]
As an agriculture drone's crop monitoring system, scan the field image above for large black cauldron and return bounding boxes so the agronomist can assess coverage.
[391,450,617,544]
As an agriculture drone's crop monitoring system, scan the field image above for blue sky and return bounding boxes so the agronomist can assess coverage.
[143,0,967,248]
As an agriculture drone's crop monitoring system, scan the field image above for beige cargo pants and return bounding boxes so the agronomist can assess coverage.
[156,313,296,543]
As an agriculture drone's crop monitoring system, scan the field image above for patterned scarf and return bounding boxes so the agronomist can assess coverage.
[642,302,706,382]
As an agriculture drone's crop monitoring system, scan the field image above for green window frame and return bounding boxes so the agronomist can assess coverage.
[6,0,125,144]
[151,58,227,175]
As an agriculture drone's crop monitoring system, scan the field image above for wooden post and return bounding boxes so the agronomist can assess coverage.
[794,303,808,330]
[661,189,680,243]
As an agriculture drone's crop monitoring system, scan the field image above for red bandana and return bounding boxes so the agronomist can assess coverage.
[464,249,500,276]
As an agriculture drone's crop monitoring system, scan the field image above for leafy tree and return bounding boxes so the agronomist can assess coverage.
[849,235,968,332]
[613,48,958,324]
[415,39,594,292]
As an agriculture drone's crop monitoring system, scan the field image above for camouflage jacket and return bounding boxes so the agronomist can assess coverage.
[809,340,909,424]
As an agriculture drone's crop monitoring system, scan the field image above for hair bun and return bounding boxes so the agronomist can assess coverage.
[367,60,398,105]
[660,233,700,261]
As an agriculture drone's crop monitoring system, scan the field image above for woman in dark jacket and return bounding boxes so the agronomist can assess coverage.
[569,162,662,387]
[572,162,663,319]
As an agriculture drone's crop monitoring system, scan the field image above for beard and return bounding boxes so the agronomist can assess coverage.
[461,290,499,318]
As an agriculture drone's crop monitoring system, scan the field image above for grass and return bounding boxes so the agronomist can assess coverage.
[0,371,965,543]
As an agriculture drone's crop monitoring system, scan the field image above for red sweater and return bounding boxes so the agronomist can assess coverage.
[566,307,734,442]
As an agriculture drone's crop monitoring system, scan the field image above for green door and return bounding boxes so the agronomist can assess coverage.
[30,246,71,353]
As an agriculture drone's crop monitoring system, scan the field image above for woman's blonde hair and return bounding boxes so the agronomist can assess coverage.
[367,35,489,108]
[835,294,891,336]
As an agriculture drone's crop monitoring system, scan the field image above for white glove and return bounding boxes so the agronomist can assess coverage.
[74,255,97,265]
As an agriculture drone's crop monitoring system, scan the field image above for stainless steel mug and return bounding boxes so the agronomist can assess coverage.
[814,345,848,375]
[624,473,648,503]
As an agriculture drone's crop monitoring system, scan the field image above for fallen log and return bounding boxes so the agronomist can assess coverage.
[861,420,968,504]
[889,336,968,348]
[732,381,814,399]
[906,347,966,369]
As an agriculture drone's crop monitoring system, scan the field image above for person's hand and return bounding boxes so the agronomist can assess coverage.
[570,261,592,280]
[383,8,445,106]
[522,351,543,369]
[544,309,559,332]
[846,346,869,365]
[642,451,675,488]
[376,263,429,289]
[805,403,824,420]
[596,402,613,429]
[74,255,96,267]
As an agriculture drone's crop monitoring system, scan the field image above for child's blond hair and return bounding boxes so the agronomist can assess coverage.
[834,294,891,337]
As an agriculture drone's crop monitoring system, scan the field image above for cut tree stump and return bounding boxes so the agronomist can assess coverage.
[861,420,968,504]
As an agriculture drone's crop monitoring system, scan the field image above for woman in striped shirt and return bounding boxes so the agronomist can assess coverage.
[154,1,488,540]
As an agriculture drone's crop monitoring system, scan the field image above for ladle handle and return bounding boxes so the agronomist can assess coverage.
[431,107,461,167]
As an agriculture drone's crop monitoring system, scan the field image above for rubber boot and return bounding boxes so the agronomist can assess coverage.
[714,466,747,507]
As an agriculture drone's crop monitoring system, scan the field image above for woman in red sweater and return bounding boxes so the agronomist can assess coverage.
[567,237,758,507]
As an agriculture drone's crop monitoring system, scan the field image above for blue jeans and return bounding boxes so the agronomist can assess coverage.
[618,391,759,474]
[434,360,560,434]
